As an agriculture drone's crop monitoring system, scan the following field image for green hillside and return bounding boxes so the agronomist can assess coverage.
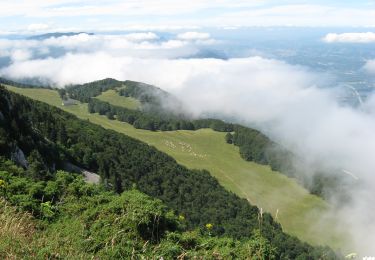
[0,86,339,258]
[5,85,350,251]
[96,89,141,110]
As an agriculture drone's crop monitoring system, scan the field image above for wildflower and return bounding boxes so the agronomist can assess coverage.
[0,179,5,188]
[205,223,213,230]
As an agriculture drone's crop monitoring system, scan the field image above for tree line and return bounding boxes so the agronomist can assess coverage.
[65,78,123,103]
[88,98,234,132]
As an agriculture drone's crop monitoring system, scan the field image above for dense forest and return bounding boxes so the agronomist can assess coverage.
[119,80,171,105]
[88,98,234,132]
[64,78,123,102]
[0,85,340,258]
[66,78,176,111]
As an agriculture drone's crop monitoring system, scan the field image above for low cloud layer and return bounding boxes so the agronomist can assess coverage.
[0,32,216,61]
[27,23,50,32]
[364,59,375,74]
[177,31,211,40]
[1,32,375,254]
[323,32,375,43]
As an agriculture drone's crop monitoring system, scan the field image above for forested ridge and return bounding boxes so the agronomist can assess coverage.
[3,77,345,198]
[0,77,53,89]
[73,78,345,198]
[0,85,340,258]
[62,79,301,169]
[63,78,123,102]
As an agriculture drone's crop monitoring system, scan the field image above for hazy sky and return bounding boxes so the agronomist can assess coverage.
[1,0,375,33]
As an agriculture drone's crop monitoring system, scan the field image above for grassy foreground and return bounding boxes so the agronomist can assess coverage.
[5,85,350,251]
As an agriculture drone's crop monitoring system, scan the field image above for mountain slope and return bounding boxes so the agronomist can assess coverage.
[4,84,350,250]
[0,85,340,258]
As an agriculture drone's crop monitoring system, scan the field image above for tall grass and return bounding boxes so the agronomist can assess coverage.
[0,199,36,258]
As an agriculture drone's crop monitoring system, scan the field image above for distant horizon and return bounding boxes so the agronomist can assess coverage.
[2,25,375,36]
[1,1,375,34]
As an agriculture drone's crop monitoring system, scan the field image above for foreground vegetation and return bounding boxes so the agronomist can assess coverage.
[1,159,280,259]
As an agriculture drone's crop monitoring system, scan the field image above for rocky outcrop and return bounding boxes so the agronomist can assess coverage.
[63,162,100,184]
[11,146,28,168]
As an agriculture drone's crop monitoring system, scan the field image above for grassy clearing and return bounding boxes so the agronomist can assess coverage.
[5,85,351,251]
[96,89,141,110]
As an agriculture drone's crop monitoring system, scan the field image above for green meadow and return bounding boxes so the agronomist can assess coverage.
[6,85,351,251]
[95,89,141,110]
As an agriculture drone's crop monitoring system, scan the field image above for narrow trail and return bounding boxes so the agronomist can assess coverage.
[218,169,255,205]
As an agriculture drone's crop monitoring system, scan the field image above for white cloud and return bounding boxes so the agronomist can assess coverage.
[10,49,32,61]
[0,33,211,59]
[175,31,217,45]
[43,33,96,49]
[214,4,375,27]
[0,39,40,58]
[0,0,265,18]
[1,52,127,85]
[27,23,50,32]
[1,1,375,30]
[122,32,159,41]
[364,59,375,74]
[177,31,211,41]
[114,25,201,32]
[323,32,375,43]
